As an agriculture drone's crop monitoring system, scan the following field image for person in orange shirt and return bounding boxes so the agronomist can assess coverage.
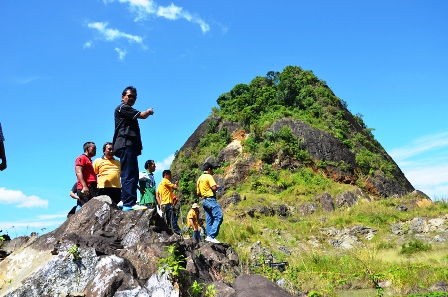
[187,203,202,242]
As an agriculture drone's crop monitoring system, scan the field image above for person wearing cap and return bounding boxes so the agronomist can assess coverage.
[157,170,181,235]
[196,162,222,243]
[187,203,202,242]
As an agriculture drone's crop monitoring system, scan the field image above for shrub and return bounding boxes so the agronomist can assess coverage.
[399,240,432,255]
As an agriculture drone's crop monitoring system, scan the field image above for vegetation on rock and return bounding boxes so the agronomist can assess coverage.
[169,66,447,296]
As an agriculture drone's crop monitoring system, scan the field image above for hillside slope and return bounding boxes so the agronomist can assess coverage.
[171,65,414,202]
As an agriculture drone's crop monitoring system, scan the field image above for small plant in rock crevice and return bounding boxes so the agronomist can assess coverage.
[190,280,203,297]
[157,243,186,279]
[204,284,216,297]
[67,245,80,261]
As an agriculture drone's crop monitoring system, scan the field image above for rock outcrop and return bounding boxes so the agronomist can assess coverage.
[0,198,293,297]
[173,115,414,199]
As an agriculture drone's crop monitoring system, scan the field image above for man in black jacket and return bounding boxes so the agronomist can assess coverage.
[113,86,154,211]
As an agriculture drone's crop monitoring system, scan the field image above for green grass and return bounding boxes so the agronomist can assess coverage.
[216,191,448,296]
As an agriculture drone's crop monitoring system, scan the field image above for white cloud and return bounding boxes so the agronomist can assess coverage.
[87,22,143,44]
[154,154,175,176]
[119,0,157,21]
[389,131,448,200]
[157,3,182,20]
[389,131,448,162]
[0,188,48,208]
[84,41,93,48]
[37,213,68,220]
[105,0,209,33]
[0,220,63,230]
[115,47,127,60]
[9,76,40,84]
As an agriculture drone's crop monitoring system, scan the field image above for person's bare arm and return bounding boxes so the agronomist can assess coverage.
[137,108,154,119]
[189,218,198,231]
[70,191,79,199]
[75,166,89,194]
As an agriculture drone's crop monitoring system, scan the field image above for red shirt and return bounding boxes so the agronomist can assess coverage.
[75,154,97,189]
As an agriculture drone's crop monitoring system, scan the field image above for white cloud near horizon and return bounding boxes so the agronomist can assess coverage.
[389,131,448,163]
[389,131,448,199]
[0,219,64,238]
[105,0,210,33]
[0,188,48,208]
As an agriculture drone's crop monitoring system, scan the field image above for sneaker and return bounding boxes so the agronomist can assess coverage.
[117,201,123,209]
[205,236,220,244]
[122,204,148,212]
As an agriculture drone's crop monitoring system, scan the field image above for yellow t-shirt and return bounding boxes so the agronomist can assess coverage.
[187,208,199,229]
[93,157,121,188]
[157,178,175,205]
[196,173,217,198]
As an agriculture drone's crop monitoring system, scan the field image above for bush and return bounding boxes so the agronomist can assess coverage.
[399,240,432,255]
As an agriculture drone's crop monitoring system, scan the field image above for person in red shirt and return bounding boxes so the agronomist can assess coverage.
[75,142,97,206]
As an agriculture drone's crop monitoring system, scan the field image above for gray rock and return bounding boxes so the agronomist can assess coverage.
[319,192,334,212]
[297,203,318,215]
[250,241,274,262]
[409,217,426,233]
[231,274,293,297]
[335,191,358,208]
[277,204,289,217]
[430,280,448,292]
[390,223,404,235]
[218,140,242,164]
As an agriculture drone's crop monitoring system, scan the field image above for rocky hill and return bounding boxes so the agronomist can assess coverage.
[2,66,447,296]
[171,65,414,205]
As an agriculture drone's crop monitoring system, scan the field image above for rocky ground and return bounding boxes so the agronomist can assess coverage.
[0,196,296,297]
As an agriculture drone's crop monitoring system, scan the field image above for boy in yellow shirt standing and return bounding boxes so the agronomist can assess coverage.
[187,203,202,242]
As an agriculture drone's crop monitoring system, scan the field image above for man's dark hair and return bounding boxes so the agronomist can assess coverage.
[145,160,155,169]
[83,142,95,152]
[122,86,137,97]
[162,169,171,178]
[103,142,113,152]
[201,162,214,171]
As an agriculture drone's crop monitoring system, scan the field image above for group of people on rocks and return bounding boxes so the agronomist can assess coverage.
[71,86,223,243]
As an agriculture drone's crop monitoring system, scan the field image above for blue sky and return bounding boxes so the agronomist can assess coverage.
[1,0,447,238]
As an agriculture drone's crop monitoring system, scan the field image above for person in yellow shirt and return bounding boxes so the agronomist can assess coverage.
[196,162,222,243]
[157,170,181,235]
[187,203,202,242]
[93,142,121,205]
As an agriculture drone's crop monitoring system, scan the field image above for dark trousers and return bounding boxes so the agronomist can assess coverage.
[192,230,201,242]
[115,146,139,207]
[98,188,122,205]
[163,203,181,234]
[77,182,98,205]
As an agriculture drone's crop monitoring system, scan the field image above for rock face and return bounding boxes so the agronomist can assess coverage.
[173,115,414,199]
[0,198,293,297]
